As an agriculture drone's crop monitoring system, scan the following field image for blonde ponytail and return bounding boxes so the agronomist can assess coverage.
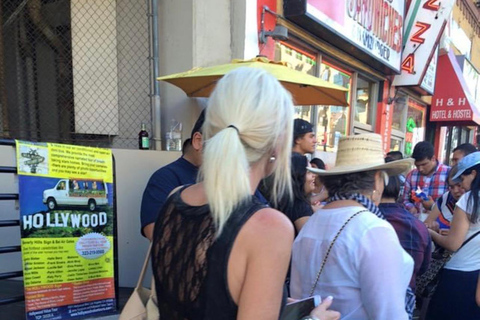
[200,67,294,236]
[202,127,251,235]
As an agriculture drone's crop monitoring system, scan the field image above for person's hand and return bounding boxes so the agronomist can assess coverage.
[310,296,340,320]
[422,196,434,211]
[427,228,438,237]
[440,229,450,236]
[425,220,440,232]
[408,206,418,215]
[312,201,324,212]
[287,297,297,304]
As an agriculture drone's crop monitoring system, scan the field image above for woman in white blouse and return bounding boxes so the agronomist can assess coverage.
[290,133,414,320]
[426,151,480,320]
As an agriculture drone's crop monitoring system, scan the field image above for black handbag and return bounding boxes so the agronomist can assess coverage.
[415,230,480,299]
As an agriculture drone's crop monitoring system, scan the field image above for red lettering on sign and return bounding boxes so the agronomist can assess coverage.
[387,4,394,47]
[423,0,440,11]
[401,54,415,74]
[373,0,382,38]
[382,2,389,42]
[348,0,403,53]
[411,22,431,44]
[395,13,403,53]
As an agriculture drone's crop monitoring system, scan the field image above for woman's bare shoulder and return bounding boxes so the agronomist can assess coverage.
[242,207,294,244]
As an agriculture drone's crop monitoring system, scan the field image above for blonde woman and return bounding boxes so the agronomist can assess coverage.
[151,68,340,320]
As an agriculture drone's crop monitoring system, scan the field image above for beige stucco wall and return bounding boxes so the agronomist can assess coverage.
[112,148,180,287]
[157,0,259,149]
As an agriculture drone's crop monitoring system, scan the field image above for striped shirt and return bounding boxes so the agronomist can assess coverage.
[401,162,450,219]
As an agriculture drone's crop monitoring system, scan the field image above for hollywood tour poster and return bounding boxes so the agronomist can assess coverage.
[16,140,116,320]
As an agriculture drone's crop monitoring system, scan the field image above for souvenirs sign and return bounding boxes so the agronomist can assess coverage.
[285,0,405,72]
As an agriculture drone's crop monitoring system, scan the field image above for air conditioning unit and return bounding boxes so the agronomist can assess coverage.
[476,0,480,8]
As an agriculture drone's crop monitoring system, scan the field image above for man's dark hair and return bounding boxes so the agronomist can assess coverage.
[310,158,326,170]
[321,170,376,195]
[274,154,314,221]
[182,138,192,155]
[382,175,401,200]
[293,119,314,145]
[288,153,310,204]
[453,143,477,156]
[412,141,434,162]
[386,151,403,161]
[259,153,310,209]
[190,109,206,139]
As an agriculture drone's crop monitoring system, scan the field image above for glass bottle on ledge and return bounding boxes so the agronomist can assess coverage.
[166,119,182,151]
[138,122,150,150]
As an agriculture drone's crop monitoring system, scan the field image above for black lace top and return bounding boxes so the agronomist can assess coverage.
[151,186,286,320]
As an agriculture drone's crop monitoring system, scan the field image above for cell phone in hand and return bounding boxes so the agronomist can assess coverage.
[280,296,321,320]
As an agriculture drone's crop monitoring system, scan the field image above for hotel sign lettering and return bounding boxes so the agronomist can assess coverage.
[430,51,478,123]
[430,98,472,121]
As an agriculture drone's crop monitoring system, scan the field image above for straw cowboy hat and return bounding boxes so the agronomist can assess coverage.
[308,133,413,176]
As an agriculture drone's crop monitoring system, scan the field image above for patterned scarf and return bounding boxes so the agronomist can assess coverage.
[327,192,384,219]
[327,192,415,320]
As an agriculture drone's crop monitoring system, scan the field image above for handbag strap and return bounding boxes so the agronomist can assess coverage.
[458,230,480,251]
[136,242,153,289]
[309,209,368,296]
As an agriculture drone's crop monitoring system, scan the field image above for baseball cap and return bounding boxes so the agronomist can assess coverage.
[452,151,480,182]
[191,109,206,139]
[294,119,314,136]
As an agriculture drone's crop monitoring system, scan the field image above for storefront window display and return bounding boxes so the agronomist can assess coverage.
[317,61,351,152]
[275,42,351,152]
[275,42,316,124]
[392,95,407,131]
[390,137,402,152]
[354,76,375,126]
[461,127,471,144]
[440,126,474,165]
[441,127,450,164]
[404,99,426,157]
[389,94,408,154]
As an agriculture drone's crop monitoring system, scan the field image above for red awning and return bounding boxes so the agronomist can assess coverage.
[430,50,480,125]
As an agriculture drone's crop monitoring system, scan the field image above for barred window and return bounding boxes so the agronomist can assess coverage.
[1,0,152,149]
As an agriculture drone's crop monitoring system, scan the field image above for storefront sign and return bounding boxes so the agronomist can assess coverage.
[16,141,116,320]
[419,46,438,94]
[430,51,480,124]
[392,0,454,87]
[382,104,393,152]
[285,0,404,72]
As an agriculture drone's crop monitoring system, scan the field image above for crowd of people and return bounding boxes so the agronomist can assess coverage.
[137,67,480,320]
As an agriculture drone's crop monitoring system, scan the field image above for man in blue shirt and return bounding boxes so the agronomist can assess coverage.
[140,110,204,239]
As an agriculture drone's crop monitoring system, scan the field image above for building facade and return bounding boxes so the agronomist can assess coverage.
[432,0,480,163]
[1,0,480,162]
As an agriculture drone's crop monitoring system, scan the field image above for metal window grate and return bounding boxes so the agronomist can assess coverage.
[1,0,154,149]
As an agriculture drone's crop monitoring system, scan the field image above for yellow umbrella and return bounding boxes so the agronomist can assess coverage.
[157,57,349,106]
